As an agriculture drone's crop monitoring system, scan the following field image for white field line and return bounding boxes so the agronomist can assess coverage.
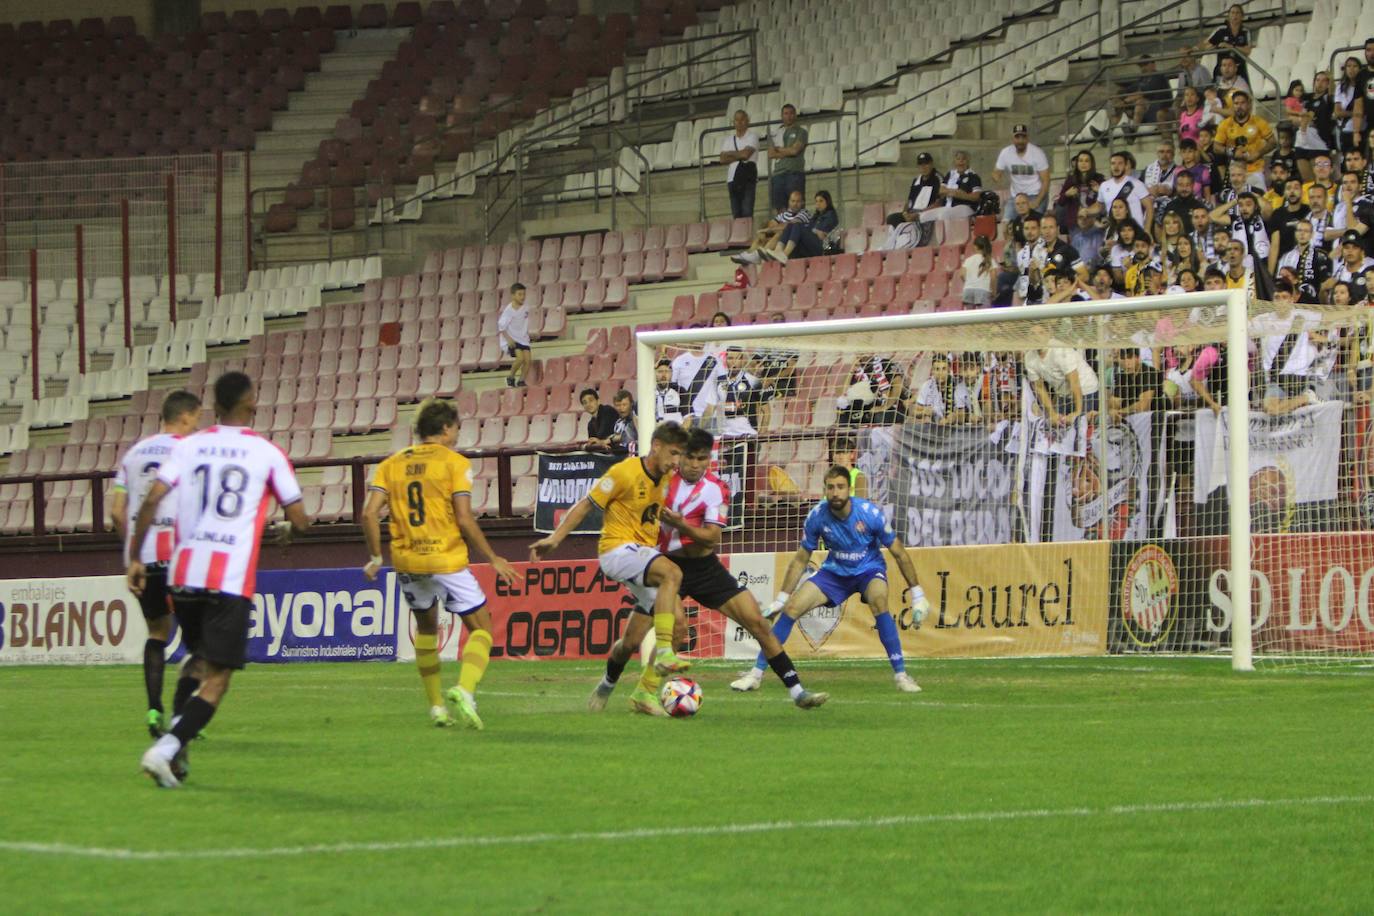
[2,795,1368,862]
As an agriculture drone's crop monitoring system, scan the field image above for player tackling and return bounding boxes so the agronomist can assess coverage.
[659,428,827,709]
[111,389,201,737]
[131,372,311,787]
[529,421,691,714]
[731,464,930,693]
[361,398,517,730]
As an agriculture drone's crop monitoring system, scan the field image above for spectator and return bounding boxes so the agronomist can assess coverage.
[828,436,868,498]
[1277,220,1331,302]
[1267,178,1310,268]
[1108,58,1172,139]
[1040,213,1087,282]
[497,282,530,389]
[1070,206,1106,266]
[1213,90,1274,180]
[1172,265,1201,294]
[654,359,689,425]
[961,235,996,308]
[1200,87,1226,131]
[1282,80,1307,120]
[1143,140,1179,222]
[1003,192,1043,245]
[719,109,760,219]
[912,354,956,423]
[1177,139,1216,203]
[1176,49,1212,95]
[1158,210,1186,256]
[750,314,800,432]
[766,103,808,213]
[1211,55,1251,116]
[1197,4,1253,83]
[1327,231,1374,302]
[1109,220,1145,285]
[1164,343,1223,413]
[1221,239,1252,290]
[1164,170,1206,227]
[1306,184,1341,251]
[1197,124,1227,188]
[883,152,943,249]
[609,390,636,454]
[1013,214,1046,304]
[1189,204,1216,260]
[581,388,621,451]
[992,124,1050,222]
[1098,150,1154,230]
[1297,72,1338,181]
[934,149,984,222]
[1108,349,1161,421]
[1025,347,1100,428]
[710,310,731,328]
[1302,153,1336,206]
[732,189,809,264]
[1176,86,1206,144]
[702,347,763,437]
[1213,192,1270,260]
[838,355,896,425]
[1356,38,1374,143]
[1334,171,1374,250]
[1054,150,1104,228]
[670,337,726,421]
[1264,149,1296,209]
[1335,57,1364,154]
[1346,148,1374,198]
[1262,281,1336,415]
[772,190,839,263]
[869,367,915,425]
[1123,235,1162,296]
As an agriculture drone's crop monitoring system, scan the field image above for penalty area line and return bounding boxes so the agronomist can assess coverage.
[2,795,1370,861]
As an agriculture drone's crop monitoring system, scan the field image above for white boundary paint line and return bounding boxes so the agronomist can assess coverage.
[2,795,1368,862]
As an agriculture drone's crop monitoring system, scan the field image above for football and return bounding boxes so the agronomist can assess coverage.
[659,678,702,717]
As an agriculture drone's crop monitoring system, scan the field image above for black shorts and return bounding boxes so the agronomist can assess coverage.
[171,588,253,670]
[670,554,747,610]
[507,342,530,353]
[138,564,172,621]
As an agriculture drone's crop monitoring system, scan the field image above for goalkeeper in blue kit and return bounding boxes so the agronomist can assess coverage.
[731,464,930,693]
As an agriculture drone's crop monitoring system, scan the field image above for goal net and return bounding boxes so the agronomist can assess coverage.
[636,290,1374,672]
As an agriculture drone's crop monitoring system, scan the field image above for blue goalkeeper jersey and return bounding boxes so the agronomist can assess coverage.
[800,497,895,577]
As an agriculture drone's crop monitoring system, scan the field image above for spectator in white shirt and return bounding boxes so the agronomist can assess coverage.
[992,124,1050,222]
[497,282,531,388]
[719,109,759,219]
[1097,150,1154,232]
[1025,347,1100,427]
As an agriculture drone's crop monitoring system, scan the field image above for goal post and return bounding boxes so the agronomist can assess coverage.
[637,289,1374,672]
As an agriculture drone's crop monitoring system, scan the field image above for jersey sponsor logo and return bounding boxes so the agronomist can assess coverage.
[640,503,660,525]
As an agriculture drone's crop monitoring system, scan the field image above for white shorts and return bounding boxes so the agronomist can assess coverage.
[599,543,662,614]
[397,569,487,616]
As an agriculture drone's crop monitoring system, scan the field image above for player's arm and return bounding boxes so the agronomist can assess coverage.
[127,479,171,595]
[885,536,931,622]
[110,487,128,542]
[529,495,597,560]
[361,488,387,580]
[658,508,721,552]
[454,492,516,585]
[768,545,814,614]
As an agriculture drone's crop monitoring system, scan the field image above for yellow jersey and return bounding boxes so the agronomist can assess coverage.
[588,456,668,555]
[1213,114,1273,173]
[370,443,473,574]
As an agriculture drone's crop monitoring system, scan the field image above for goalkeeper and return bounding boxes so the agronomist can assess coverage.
[732,465,930,694]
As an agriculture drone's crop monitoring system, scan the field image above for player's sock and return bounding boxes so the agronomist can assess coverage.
[754,614,797,672]
[874,612,906,674]
[457,629,493,695]
[172,674,200,717]
[143,638,167,713]
[636,662,662,697]
[653,612,675,653]
[765,650,806,700]
[602,653,628,688]
[169,696,216,746]
[414,632,444,709]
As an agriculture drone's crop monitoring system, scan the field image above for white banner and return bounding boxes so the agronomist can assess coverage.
[1052,412,1152,542]
[0,576,159,665]
[1194,402,1342,506]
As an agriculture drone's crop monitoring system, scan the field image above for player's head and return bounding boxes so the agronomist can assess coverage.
[510,282,526,305]
[160,389,201,435]
[414,397,459,446]
[647,421,688,475]
[655,358,672,386]
[212,371,255,424]
[680,427,714,482]
[612,389,633,417]
[579,387,600,414]
[823,464,852,512]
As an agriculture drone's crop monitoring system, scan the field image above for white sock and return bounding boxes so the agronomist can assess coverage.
[788,684,805,700]
[152,733,181,762]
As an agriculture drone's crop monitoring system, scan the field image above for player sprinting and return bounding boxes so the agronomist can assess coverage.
[658,427,827,709]
[731,464,930,694]
[131,372,311,788]
[529,421,691,715]
[111,389,202,737]
[360,398,518,730]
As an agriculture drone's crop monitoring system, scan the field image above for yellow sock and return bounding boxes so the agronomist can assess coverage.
[457,629,493,695]
[414,632,443,708]
[653,612,675,652]
[637,663,662,696]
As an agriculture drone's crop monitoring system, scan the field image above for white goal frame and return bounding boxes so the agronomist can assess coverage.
[635,289,1255,671]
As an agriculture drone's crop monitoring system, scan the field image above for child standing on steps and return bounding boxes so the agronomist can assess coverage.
[498,282,530,388]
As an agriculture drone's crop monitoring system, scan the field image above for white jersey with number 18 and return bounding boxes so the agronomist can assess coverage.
[156,425,302,598]
[113,432,183,566]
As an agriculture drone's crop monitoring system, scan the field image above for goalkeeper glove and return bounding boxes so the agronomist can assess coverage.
[363,555,384,581]
[764,590,789,619]
[906,585,931,625]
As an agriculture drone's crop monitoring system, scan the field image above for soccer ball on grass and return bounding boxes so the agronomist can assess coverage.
[659,678,702,717]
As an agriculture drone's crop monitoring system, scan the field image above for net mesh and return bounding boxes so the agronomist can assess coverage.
[648,294,1374,671]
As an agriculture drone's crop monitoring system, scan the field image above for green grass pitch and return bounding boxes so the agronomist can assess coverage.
[1,658,1370,914]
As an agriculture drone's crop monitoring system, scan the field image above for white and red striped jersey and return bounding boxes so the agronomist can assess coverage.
[113,432,184,566]
[156,425,302,598]
[657,470,729,553]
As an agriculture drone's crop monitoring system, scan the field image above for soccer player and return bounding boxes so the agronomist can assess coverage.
[131,372,311,788]
[731,465,930,694]
[529,421,690,715]
[658,428,827,709]
[361,398,518,729]
[111,389,202,737]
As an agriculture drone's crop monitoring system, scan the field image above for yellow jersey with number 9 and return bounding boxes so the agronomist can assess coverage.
[589,457,667,555]
[370,443,472,573]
